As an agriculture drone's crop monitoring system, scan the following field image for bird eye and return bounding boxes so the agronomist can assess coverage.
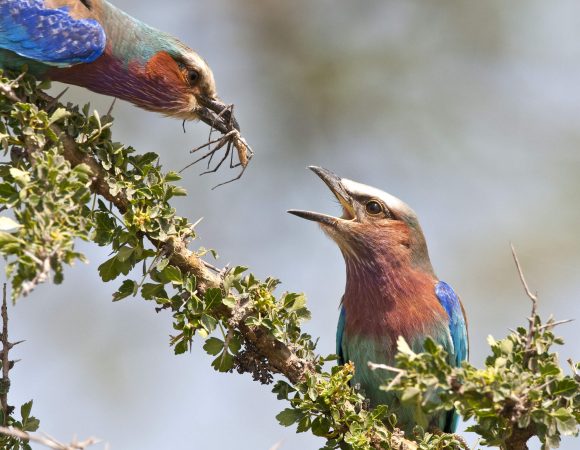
[188,69,200,84]
[365,200,383,215]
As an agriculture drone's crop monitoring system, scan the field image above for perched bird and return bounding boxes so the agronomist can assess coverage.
[289,166,468,434]
[0,0,237,133]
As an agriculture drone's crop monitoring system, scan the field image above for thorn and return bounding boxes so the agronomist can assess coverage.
[45,87,69,111]
[106,98,117,117]
[8,340,24,349]
[191,217,204,229]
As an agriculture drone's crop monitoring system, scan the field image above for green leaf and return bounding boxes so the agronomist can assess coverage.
[211,351,234,372]
[551,378,578,397]
[165,171,182,182]
[48,108,70,125]
[141,283,166,300]
[276,408,303,426]
[203,337,224,356]
[200,314,217,333]
[22,416,40,432]
[0,216,21,231]
[159,265,182,284]
[204,288,222,309]
[113,279,137,301]
[222,296,237,308]
[174,339,189,355]
[20,400,32,422]
[9,167,30,184]
[98,255,130,282]
[116,246,134,262]
[228,335,242,354]
[311,416,330,437]
[0,231,20,247]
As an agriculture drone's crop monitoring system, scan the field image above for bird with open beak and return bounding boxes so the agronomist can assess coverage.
[289,166,468,434]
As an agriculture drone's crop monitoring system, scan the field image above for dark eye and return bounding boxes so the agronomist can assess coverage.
[365,200,383,215]
[188,69,200,84]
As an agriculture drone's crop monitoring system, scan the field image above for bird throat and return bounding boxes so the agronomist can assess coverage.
[341,253,439,342]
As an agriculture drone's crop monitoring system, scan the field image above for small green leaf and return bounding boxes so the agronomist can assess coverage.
[200,314,217,333]
[116,246,134,262]
[141,283,166,300]
[204,288,222,309]
[203,337,224,356]
[211,351,234,372]
[228,335,242,354]
[20,400,32,421]
[276,408,303,426]
[48,108,71,125]
[222,296,237,308]
[165,171,182,182]
[113,279,137,301]
[0,216,21,231]
[159,265,182,284]
[311,416,330,437]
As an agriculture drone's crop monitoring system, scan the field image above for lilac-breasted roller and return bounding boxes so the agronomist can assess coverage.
[0,0,237,133]
[289,166,468,434]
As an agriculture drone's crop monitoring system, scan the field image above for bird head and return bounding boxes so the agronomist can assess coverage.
[289,166,434,274]
[142,43,239,133]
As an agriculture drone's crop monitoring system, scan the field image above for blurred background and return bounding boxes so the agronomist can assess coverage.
[5,0,580,448]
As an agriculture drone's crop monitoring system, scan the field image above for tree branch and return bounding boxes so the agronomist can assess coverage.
[6,81,313,385]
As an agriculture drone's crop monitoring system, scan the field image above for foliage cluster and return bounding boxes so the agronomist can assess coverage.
[380,320,579,449]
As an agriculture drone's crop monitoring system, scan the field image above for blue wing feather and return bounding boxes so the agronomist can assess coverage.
[0,0,106,67]
[336,305,346,365]
[435,280,468,366]
[435,280,468,432]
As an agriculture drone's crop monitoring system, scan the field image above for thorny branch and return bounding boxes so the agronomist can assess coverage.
[4,81,311,385]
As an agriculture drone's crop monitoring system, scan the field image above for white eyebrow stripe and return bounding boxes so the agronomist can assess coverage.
[341,178,418,220]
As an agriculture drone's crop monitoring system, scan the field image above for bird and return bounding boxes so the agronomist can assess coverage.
[0,0,238,134]
[289,166,468,435]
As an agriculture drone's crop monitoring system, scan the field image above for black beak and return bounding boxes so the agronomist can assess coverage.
[288,166,355,226]
[196,96,240,134]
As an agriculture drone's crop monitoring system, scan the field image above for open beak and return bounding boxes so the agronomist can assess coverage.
[196,95,240,134]
[288,166,355,226]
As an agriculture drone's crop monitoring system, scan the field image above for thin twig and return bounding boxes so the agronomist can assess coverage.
[510,243,538,304]
[510,243,538,359]
[0,426,100,450]
[537,319,574,331]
